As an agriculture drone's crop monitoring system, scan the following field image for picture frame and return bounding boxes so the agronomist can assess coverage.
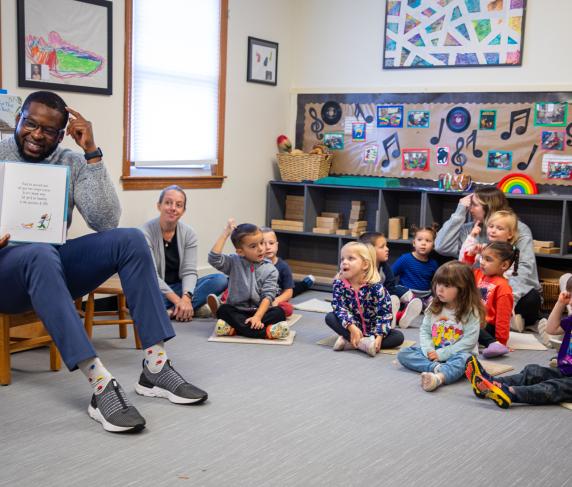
[402,148,429,171]
[17,0,112,95]
[487,150,513,171]
[383,0,527,69]
[541,130,566,151]
[247,36,278,86]
[377,105,403,128]
[534,102,568,127]
[406,110,430,128]
[323,132,345,151]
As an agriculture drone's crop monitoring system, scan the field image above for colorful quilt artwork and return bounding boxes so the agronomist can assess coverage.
[383,0,526,68]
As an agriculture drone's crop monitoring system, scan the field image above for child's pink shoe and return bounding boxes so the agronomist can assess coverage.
[481,342,509,358]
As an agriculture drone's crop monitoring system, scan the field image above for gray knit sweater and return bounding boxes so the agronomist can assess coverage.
[0,137,120,231]
[140,217,198,296]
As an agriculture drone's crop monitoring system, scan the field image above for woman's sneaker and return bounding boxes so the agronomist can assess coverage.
[88,379,146,433]
[135,359,208,405]
[399,298,422,329]
[266,321,290,339]
[207,294,221,316]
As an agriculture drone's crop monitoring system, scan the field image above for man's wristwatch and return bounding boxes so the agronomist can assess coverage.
[84,147,103,161]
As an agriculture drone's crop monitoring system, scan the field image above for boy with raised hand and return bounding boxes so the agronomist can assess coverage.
[208,219,289,339]
[465,275,572,408]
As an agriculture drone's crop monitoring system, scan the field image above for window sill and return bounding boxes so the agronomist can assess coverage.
[121,175,225,190]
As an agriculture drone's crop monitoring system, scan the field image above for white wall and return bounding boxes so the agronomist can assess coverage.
[0,0,295,272]
[292,0,572,92]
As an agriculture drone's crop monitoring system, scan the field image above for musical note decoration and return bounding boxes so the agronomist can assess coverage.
[380,132,401,167]
[430,118,445,145]
[497,173,538,195]
[567,122,572,147]
[309,107,324,140]
[501,108,530,140]
[517,144,538,171]
[354,103,374,124]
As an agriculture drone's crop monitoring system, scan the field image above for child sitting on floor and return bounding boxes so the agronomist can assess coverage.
[358,231,423,329]
[208,219,289,340]
[325,242,404,356]
[397,261,485,392]
[463,242,519,358]
[460,209,518,265]
[465,276,572,408]
[391,224,440,309]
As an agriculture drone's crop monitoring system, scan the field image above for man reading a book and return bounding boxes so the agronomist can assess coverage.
[0,91,208,433]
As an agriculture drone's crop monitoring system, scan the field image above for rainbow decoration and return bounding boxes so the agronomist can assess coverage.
[497,173,538,195]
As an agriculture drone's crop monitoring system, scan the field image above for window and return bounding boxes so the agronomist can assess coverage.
[122,0,227,189]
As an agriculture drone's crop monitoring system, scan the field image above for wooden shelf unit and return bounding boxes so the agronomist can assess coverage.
[267,181,572,290]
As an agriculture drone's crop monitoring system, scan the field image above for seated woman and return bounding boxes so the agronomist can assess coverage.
[141,185,228,321]
[435,186,542,330]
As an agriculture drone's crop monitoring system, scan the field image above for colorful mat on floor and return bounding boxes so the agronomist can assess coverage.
[207,314,301,345]
[293,298,332,313]
[316,335,415,354]
[507,332,548,350]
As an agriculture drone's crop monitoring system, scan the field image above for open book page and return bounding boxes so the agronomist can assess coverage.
[0,162,69,244]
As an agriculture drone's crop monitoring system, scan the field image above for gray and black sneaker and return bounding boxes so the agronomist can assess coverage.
[135,360,208,405]
[88,379,146,433]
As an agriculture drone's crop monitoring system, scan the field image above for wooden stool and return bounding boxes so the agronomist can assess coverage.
[0,310,61,385]
[84,275,141,349]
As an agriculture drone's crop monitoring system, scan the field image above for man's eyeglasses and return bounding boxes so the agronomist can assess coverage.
[20,117,64,139]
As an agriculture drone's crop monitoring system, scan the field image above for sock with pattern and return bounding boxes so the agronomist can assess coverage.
[78,357,113,395]
[144,341,168,373]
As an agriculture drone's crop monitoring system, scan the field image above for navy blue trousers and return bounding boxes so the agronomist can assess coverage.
[0,228,175,371]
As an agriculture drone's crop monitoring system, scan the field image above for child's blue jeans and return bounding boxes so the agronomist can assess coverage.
[397,346,471,384]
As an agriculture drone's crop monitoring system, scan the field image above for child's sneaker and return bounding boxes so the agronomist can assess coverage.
[399,298,422,329]
[207,294,221,316]
[267,321,290,339]
[481,342,509,358]
[465,355,493,398]
[333,336,347,351]
[357,336,376,357]
[390,295,400,329]
[215,319,235,336]
[421,372,442,392]
[474,375,512,409]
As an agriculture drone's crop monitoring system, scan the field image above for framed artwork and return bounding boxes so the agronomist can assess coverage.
[487,150,513,170]
[541,130,565,151]
[352,122,366,142]
[534,102,568,127]
[247,37,278,86]
[383,0,527,69]
[17,0,112,95]
[377,105,403,128]
[402,148,429,171]
[407,110,430,128]
[479,110,497,130]
[323,132,345,150]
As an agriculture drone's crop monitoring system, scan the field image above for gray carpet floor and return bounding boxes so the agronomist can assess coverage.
[1,291,570,487]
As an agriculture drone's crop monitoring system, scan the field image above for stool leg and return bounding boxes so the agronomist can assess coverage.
[118,293,128,339]
[84,293,95,339]
[0,316,11,385]
[49,342,61,371]
[134,327,142,350]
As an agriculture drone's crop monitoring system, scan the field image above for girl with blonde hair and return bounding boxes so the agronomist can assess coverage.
[325,242,404,356]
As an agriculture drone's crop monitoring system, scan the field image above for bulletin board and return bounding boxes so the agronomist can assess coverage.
[295,92,572,186]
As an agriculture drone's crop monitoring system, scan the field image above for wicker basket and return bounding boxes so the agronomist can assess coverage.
[277,153,333,182]
[541,279,560,312]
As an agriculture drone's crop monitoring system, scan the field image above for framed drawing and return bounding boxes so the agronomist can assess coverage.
[17,0,112,95]
[383,0,527,68]
[247,37,278,86]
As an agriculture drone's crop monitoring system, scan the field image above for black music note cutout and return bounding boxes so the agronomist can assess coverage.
[501,108,531,140]
[517,144,538,171]
[430,118,445,145]
[567,122,572,147]
[451,136,467,174]
[354,103,374,124]
[309,107,324,140]
[465,130,483,158]
[380,132,401,168]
